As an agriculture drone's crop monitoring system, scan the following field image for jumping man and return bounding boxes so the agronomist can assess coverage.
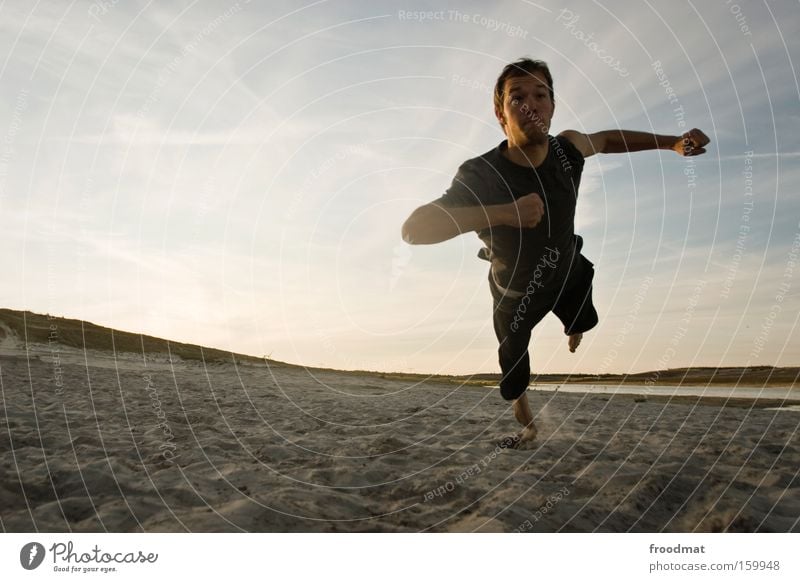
[401,58,709,447]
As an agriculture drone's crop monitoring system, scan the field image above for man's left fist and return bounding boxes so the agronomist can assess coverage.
[675,128,710,156]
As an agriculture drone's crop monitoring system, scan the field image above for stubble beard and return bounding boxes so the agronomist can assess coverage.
[518,123,549,147]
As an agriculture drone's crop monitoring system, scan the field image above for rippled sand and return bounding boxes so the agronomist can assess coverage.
[1,345,798,532]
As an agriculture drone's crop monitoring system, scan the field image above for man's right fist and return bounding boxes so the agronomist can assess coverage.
[504,193,544,228]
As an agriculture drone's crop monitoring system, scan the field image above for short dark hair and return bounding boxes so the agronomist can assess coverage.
[493,58,554,114]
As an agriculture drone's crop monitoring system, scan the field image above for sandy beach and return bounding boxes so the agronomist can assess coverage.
[1,325,798,533]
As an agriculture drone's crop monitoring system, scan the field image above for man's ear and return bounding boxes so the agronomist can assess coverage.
[494,106,505,130]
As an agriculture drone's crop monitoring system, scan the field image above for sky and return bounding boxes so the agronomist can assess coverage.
[1,0,798,376]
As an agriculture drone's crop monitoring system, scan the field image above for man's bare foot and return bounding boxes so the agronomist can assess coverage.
[498,424,538,449]
[501,393,538,448]
[518,423,538,443]
[568,332,583,353]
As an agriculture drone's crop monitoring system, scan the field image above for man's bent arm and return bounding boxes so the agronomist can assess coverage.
[401,193,544,245]
[560,128,710,158]
[401,203,508,245]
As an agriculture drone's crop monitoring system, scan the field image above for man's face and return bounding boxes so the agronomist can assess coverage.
[496,72,554,145]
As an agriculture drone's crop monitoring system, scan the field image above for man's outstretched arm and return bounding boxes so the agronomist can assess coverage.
[559,128,710,158]
[401,193,544,245]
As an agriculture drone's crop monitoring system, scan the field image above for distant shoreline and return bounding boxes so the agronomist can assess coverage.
[2,307,797,389]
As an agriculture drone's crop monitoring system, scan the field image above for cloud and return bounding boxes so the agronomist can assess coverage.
[2,0,798,374]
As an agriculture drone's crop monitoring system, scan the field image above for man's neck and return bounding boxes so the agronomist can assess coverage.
[503,136,550,168]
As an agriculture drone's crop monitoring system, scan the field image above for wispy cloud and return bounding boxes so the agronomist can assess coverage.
[1,0,798,374]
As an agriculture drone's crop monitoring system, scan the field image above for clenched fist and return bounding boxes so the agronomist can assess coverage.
[673,128,710,156]
[503,193,544,229]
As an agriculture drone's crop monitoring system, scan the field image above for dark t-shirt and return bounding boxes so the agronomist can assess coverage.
[435,134,585,301]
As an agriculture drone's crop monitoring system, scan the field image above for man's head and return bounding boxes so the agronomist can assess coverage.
[493,58,555,144]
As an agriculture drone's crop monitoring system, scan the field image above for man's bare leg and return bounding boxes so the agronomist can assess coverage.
[502,335,582,448]
[510,392,537,445]
[501,335,582,448]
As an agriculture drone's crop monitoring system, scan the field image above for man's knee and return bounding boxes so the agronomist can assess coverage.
[564,305,598,335]
[500,381,527,401]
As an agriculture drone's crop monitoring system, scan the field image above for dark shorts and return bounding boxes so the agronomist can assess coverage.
[491,250,598,401]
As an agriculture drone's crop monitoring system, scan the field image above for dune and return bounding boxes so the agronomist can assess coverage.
[1,309,798,532]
